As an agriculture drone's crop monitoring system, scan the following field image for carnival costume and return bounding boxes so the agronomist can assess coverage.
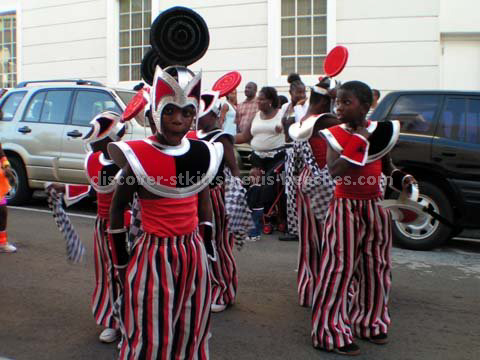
[108,7,223,359]
[311,120,400,350]
[187,91,238,311]
[0,143,16,253]
[288,112,337,307]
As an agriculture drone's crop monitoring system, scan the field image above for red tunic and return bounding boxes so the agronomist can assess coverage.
[85,151,120,219]
[97,192,114,219]
[139,196,198,237]
[321,123,383,200]
[309,137,327,168]
[334,160,382,199]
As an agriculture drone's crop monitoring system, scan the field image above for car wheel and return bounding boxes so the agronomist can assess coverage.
[392,181,453,251]
[6,157,32,205]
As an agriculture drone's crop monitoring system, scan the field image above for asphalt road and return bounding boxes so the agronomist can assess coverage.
[1,200,479,360]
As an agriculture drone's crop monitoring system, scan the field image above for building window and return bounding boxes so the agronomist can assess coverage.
[119,0,151,82]
[280,0,327,75]
[0,12,16,88]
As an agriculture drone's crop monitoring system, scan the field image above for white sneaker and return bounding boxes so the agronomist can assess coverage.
[245,235,260,242]
[211,304,227,313]
[0,243,17,253]
[99,328,119,343]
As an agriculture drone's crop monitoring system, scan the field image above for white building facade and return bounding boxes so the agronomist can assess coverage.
[1,0,479,97]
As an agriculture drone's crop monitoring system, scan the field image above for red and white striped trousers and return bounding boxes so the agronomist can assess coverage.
[296,167,323,307]
[92,217,118,329]
[210,186,237,307]
[312,198,392,350]
[119,231,211,360]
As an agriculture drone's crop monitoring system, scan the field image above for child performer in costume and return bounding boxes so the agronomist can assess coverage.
[108,65,223,360]
[47,111,126,343]
[187,91,241,313]
[0,144,16,253]
[311,81,417,356]
[288,83,339,307]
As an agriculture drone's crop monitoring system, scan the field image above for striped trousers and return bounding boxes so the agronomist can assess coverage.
[312,198,392,350]
[119,231,211,360]
[210,186,237,307]
[92,217,118,329]
[296,168,323,307]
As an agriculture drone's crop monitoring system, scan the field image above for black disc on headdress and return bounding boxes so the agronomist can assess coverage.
[150,6,210,67]
[141,48,168,85]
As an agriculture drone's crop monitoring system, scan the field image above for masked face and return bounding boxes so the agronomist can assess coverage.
[150,65,201,136]
[159,104,195,145]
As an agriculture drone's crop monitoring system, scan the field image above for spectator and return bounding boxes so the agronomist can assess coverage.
[235,86,286,232]
[235,82,258,133]
[282,73,308,122]
[219,88,237,136]
[367,88,381,118]
[281,73,308,143]
[246,168,264,242]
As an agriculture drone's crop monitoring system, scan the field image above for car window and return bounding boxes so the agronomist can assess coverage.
[39,90,72,124]
[23,92,46,122]
[438,98,466,141]
[388,95,441,135]
[72,91,122,126]
[0,91,26,121]
[115,90,135,106]
[466,99,480,144]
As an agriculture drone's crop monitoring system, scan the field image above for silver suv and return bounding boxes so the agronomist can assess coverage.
[0,79,148,205]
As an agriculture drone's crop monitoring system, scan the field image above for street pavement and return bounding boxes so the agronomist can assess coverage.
[1,201,479,360]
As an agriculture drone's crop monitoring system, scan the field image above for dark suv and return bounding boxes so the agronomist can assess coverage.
[371,91,480,250]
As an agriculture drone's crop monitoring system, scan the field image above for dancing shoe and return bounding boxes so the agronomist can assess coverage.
[333,343,361,356]
[0,243,17,253]
[99,328,119,343]
[368,333,388,345]
[211,304,227,313]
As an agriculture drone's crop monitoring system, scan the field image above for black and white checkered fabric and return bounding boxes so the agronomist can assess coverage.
[295,140,335,221]
[46,188,86,264]
[224,168,253,249]
[285,146,304,235]
[128,193,143,253]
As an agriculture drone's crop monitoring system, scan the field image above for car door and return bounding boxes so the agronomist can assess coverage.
[11,89,73,181]
[431,96,480,218]
[58,89,123,183]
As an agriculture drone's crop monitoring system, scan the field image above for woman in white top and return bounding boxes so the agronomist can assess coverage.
[220,89,237,136]
[235,86,285,158]
[235,86,286,233]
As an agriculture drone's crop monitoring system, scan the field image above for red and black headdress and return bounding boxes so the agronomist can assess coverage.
[122,6,210,135]
[83,111,125,151]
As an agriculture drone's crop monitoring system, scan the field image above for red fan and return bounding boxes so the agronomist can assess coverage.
[323,45,349,78]
[212,71,242,97]
[122,88,149,122]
